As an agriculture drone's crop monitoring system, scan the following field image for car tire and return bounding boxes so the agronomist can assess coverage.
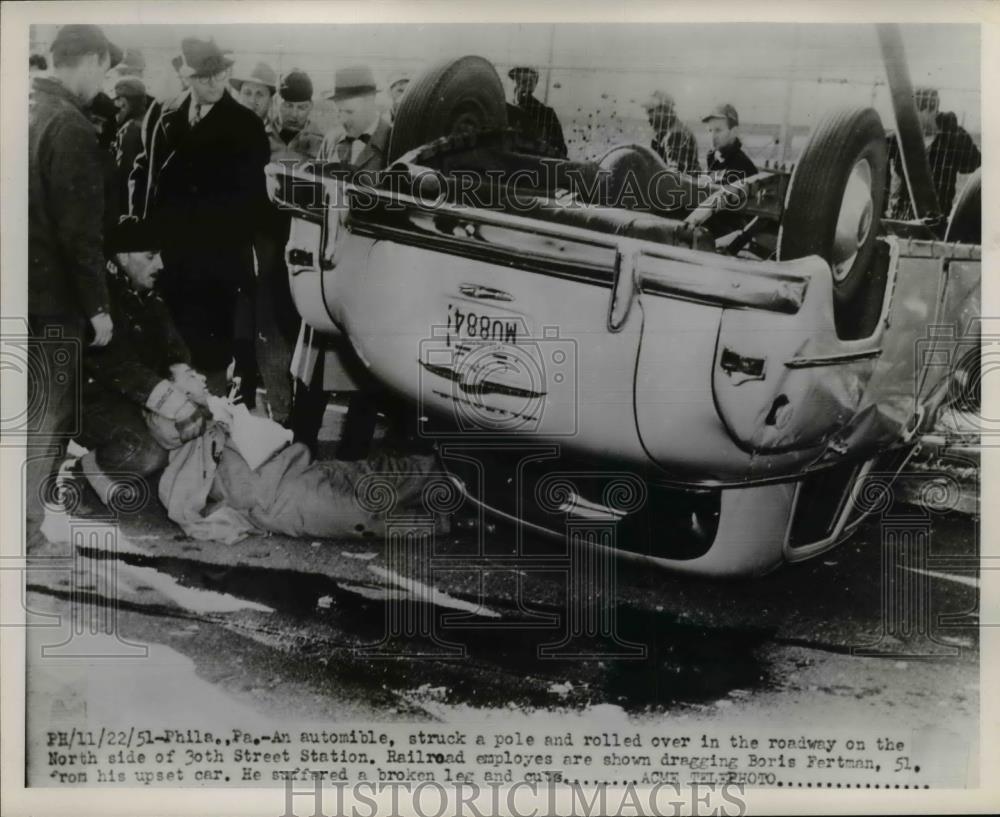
[778,107,888,339]
[388,56,508,163]
[945,168,981,244]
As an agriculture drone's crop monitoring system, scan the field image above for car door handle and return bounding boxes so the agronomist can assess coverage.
[287,248,314,274]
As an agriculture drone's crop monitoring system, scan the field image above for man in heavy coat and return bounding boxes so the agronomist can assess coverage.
[507,66,568,158]
[71,220,211,507]
[129,37,270,392]
[27,25,120,548]
[297,66,395,459]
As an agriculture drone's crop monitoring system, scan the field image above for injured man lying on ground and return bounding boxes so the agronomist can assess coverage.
[148,363,439,544]
[67,221,443,545]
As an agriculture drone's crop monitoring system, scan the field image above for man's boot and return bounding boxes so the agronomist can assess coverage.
[63,458,112,518]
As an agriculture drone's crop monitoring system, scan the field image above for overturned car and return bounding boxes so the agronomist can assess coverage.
[267,40,980,577]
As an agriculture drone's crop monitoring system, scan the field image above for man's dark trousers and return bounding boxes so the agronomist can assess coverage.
[25,316,85,545]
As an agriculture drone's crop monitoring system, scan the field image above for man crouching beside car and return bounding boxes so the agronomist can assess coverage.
[70,219,444,540]
[70,220,213,509]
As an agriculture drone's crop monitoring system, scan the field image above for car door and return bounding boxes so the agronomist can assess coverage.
[331,201,651,463]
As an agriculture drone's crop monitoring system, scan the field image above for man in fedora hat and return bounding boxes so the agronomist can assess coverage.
[297,65,394,458]
[252,68,325,425]
[128,36,270,394]
[109,47,146,79]
[387,70,410,121]
[643,90,700,174]
[27,23,121,547]
[507,66,567,158]
[317,65,391,169]
[232,60,277,121]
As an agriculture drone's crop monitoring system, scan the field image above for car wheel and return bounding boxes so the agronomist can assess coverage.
[778,107,888,339]
[945,168,981,244]
[388,56,508,163]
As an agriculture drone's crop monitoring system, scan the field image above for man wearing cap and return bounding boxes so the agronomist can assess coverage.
[232,61,277,122]
[129,37,270,393]
[68,220,211,509]
[702,103,757,182]
[252,69,325,425]
[269,69,325,160]
[888,87,981,219]
[643,90,700,174]
[299,66,393,458]
[111,77,149,221]
[317,66,391,169]
[508,66,567,158]
[387,71,410,122]
[27,24,119,548]
[109,47,146,80]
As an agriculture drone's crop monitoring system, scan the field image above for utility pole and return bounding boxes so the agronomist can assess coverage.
[778,24,799,163]
[543,24,555,105]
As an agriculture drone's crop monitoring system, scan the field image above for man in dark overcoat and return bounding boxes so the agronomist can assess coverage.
[129,36,270,392]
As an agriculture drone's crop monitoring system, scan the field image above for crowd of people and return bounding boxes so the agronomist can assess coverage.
[25,24,980,550]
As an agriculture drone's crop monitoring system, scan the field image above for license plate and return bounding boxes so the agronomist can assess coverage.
[445,302,523,346]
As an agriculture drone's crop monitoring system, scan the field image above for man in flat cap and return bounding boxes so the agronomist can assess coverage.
[68,219,211,510]
[887,86,981,219]
[27,24,119,547]
[252,69,325,425]
[270,69,325,161]
[702,103,757,182]
[232,61,277,122]
[129,36,270,395]
[643,90,700,174]
[507,66,567,158]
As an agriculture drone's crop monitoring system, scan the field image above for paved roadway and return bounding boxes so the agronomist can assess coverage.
[24,457,979,735]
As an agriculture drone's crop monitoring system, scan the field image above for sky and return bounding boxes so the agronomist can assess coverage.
[31,22,981,135]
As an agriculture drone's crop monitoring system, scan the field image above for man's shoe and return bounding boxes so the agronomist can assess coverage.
[63,461,111,518]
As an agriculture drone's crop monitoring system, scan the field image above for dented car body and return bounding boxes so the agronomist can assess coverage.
[267,40,980,577]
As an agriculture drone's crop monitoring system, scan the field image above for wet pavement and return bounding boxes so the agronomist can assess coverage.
[24,457,979,729]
